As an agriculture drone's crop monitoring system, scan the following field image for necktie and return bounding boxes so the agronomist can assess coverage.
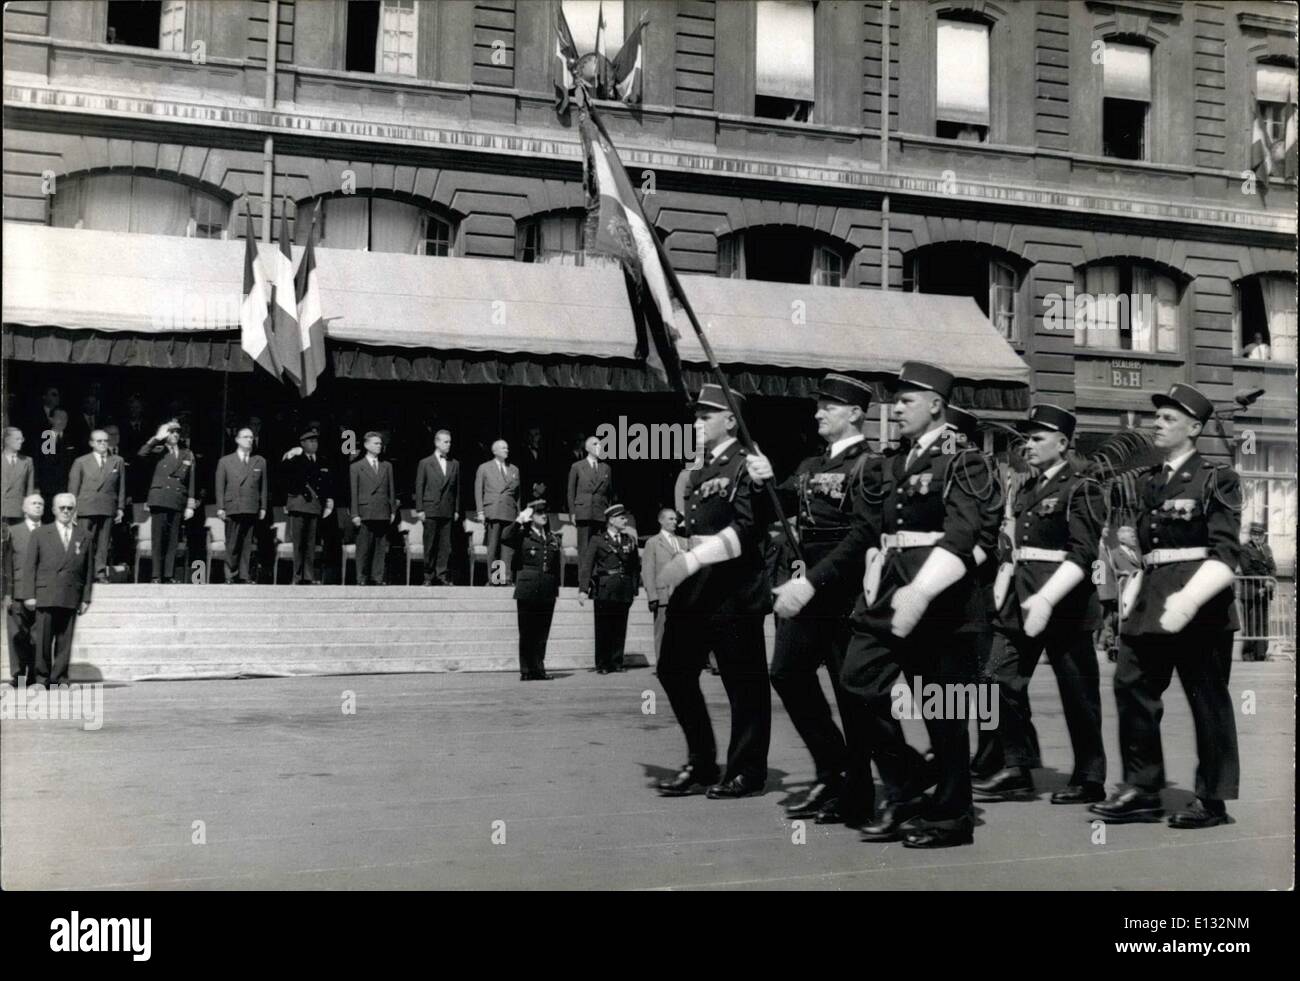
[240,453,247,465]
[96,453,103,469]
[590,459,596,470]
[171,447,179,461]
[371,458,378,472]
[499,461,506,478]
[308,455,315,464]
[60,525,70,549]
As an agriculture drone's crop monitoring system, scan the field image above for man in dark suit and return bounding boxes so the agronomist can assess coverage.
[67,430,127,583]
[138,421,197,584]
[2,493,44,684]
[350,431,397,586]
[119,394,153,502]
[281,428,334,585]
[2,426,36,526]
[214,427,268,584]
[415,429,460,586]
[474,439,521,585]
[17,492,93,686]
[68,392,104,450]
[502,498,563,680]
[579,504,641,674]
[567,435,615,558]
[33,408,76,508]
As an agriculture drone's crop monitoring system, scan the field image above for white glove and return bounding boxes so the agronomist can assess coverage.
[660,527,742,592]
[658,551,700,592]
[973,545,988,567]
[1159,560,1235,634]
[1020,561,1085,639]
[862,547,883,604]
[773,577,815,618]
[890,547,966,638]
[745,451,774,484]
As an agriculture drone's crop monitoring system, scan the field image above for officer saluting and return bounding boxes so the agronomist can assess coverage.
[1090,383,1242,829]
[502,498,562,681]
[281,428,335,585]
[768,373,877,826]
[578,504,641,674]
[137,420,197,584]
[974,404,1107,805]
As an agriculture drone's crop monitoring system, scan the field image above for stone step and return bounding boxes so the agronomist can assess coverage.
[86,585,562,599]
[74,637,647,658]
[79,610,653,630]
[74,624,653,647]
[75,617,652,638]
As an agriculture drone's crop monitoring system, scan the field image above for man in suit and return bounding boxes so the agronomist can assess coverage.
[579,504,641,674]
[215,427,268,584]
[567,435,615,558]
[350,431,397,586]
[33,408,76,507]
[138,420,197,583]
[17,492,93,686]
[1091,384,1242,830]
[66,429,127,583]
[281,428,334,585]
[502,498,563,681]
[2,493,44,685]
[2,426,36,526]
[475,439,521,585]
[1239,521,1277,661]
[415,429,460,586]
[640,507,688,668]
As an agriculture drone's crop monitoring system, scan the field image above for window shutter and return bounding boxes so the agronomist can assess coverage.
[159,1,186,53]
[1256,65,1294,105]
[1103,43,1151,102]
[756,1,814,101]
[936,20,990,126]
[379,0,418,76]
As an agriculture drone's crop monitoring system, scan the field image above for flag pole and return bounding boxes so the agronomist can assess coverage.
[580,95,805,566]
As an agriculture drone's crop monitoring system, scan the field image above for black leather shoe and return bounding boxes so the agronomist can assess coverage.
[533,672,555,681]
[1168,798,1230,829]
[785,781,842,819]
[1088,788,1164,823]
[707,774,765,799]
[902,816,975,849]
[858,795,929,842]
[972,767,1035,802]
[595,668,608,675]
[657,764,720,797]
[815,794,875,828]
[1051,782,1106,805]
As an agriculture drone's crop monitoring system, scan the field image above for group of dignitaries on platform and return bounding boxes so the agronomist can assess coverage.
[644,364,1243,848]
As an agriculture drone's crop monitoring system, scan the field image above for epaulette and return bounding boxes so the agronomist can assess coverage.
[1067,473,1107,525]
[945,446,996,502]
[1203,462,1242,511]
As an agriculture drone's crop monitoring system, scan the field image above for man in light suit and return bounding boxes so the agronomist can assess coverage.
[18,492,93,686]
[2,427,36,528]
[567,435,615,558]
[67,430,126,583]
[3,493,44,685]
[641,507,688,668]
[350,431,397,586]
[475,439,520,586]
[415,429,460,586]
[214,427,268,584]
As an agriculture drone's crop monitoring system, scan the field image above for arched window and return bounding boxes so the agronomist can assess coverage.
[50,171,229,239]
[515,209,616,267]
[1073,259,1183,354]
[717,227,850,287]
[298,195,457,256]
[903,243,1027,343]
[1235,273,1297,363]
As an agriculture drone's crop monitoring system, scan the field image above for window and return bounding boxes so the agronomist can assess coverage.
[50,172,228,239]
[1256,65,1295,145]
[716,228,849,287]
[755,1,814,122]
[106,1,185,50]
[936,18,990,143]
[346,0,416,76]
[1235,274,1298,362]
[1240,441,1297,574]
[1074,261,1181,354]
[905,244,1023,343]
[1102,42,1151,160]
[562,0,626,59]
[515,210,617,267]
[302,196,456,256]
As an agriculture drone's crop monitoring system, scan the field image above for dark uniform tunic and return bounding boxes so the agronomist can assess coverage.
[283,452,333,584]
[139,441,197,582]
[660,439,773,785]
[503,520,563,679]
[1116,453,1241,801]
[581,529,641,672]
[770,437,875,802]
[1238,539,1276,661]
[986,462,1106,785]
[808,430,988,823]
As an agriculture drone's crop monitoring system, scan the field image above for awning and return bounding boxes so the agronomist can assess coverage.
[3,223,1031,386]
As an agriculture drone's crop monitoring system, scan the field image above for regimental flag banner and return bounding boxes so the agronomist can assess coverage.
[272,207,302,387]
[295,214,327,398]
[239,201,279,381]
[612,13,649,105]
[578,112,686,398]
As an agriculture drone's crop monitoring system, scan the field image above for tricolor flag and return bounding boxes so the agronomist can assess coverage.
[239,201,279,380]
[295,210,327,398]
[594,2,611,99]
[271,207,302,387]
[612,13,649,105]
[1282,88,1298,180]
[554,4,580,114]
[1251,101,1276,196]
[578,111,686,398]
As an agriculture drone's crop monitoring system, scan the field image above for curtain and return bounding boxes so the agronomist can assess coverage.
[79,173,134,232]
[130,176,192,236]
[756,1,814,101]
[1262,274,1298,362]
[369,197,423,254]
[989,259,1017,341]
[1104,43,1151,101]
[1128,266,1154,353]
[160,0,187,52]
[1154,273,1179,353]
[936,20,990,125]
[321,197,370,250]
[536,213,582,265]
[1080,264,1119,349]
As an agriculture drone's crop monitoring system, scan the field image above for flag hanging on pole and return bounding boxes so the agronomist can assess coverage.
[612,13,649,104]
[1281,84,1298,180]
[554,5,580,114]
[594,1,612,98]
[295,209,327,398]
[271,205,302,387]
[239,200,279,381]
[1251,100,1276,198]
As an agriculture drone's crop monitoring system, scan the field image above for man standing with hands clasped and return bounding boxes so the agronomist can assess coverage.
[17,493,93,687]
[579,503,640,674]
[350,432,397,587]
[215,427,268,584]
[415,429,460,586]
[67,429,126,583]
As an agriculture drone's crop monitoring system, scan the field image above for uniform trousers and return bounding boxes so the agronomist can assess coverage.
[225,514,258,583]
[1115,632,1239,801]
[658,611,770,784]
[516,600,556,677]
[593,599,631,671]
[7,601,36,683]
[77,514,113,577]
[33,606,78,685]
[150,507,184,581]
[969,617,1004,777]
[288,513,319,583]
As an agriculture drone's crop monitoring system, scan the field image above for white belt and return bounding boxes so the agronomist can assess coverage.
[1013,547,1066,563]
[880,531,944,550]
[1143,547,1207,567]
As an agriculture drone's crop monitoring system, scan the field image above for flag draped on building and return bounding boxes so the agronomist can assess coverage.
[1251,88,1299,198]
[271,208,302,387]
[239,202,279,380]
[295,213,327,397]
[594,2,612,99]
[554,6,580,114]
[612,14,649,105]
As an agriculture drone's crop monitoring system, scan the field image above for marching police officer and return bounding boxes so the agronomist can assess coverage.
[137,420,197,583]
[769,373,877,826]
[578,503,641,674]
[281,428,335,585]
[655,384,774,799]
[769,362,990,848]
[974,404,1107,805]
[503,498,562,681]
[1091,383,1242,829]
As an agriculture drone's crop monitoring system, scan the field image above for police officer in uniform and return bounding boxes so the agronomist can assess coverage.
[655,384,774,799]
[768,373,877,825]
[503,498,562,680]
[281,428,335,585]
[137,420,197,583]
[769,362,990,848]
[1238,521,1276,661]
[578,503,641,674]
[1091,384,1242,829]
[973,404,1107,805]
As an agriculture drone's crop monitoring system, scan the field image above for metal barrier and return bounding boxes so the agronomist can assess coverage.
[1235,575,1295,661]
